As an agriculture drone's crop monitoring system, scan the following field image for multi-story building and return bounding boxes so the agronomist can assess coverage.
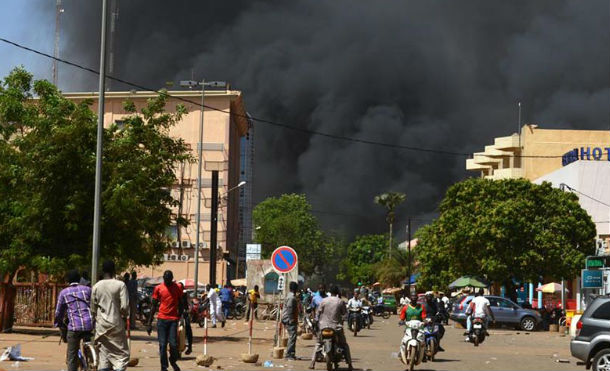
[466,124,610,181]
[64,90,250,284]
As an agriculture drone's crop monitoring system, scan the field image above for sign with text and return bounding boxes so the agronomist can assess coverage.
[582,269,603,289]
[277,275,286,291]
[246,244,262,261]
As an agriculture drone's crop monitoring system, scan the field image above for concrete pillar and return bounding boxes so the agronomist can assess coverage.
[537,282,543,309]
[528,283,534,304]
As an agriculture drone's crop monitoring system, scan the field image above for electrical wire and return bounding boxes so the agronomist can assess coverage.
[561,184,610,208]
[0,36,583,160]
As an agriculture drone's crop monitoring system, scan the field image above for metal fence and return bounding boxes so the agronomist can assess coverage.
[13,283,67,327]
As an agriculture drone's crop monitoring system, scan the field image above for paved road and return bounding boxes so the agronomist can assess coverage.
[0,317,579,370]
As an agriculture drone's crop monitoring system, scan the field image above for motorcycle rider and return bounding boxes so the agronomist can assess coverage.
[309,285,353,371]
[464,289,495,339]
[400,294,423,321]
[346,292,363,329]
[423,292,445,352]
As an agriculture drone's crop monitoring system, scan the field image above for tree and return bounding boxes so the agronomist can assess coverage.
[416,178,596,290]
[252,194,325,275]
[374,192,406,258]
[338,234,388,285]
[375,248,410,287]
[0,68,190,328]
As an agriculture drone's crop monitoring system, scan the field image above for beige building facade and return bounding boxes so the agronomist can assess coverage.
[466,124,610,180]
[64,90,249,284]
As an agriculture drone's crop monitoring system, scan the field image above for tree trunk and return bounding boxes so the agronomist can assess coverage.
[0,272,17,332]
[388,222,393,259]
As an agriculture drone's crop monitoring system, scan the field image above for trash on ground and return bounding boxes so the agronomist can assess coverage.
[263,360,274,367]
[0,345,34,362]
[557,359,570,363]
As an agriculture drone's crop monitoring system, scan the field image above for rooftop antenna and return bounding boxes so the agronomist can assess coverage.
[518,101,522,149]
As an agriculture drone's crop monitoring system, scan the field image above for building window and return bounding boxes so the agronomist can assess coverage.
[264,272,279,294]
[115,120,126,130]
[165,224,178,241]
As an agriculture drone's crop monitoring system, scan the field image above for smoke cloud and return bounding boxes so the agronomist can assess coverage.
[46,0,610,237]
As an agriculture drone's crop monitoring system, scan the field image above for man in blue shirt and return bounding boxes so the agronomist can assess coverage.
[310,284,326,311]
[219,285,233,327]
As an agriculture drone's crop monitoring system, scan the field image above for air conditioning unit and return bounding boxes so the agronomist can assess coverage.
[199,242,208,249]
[171,241,180,248]
[181,241,192,249]
[179,255,189,262]
[169,254,178,261]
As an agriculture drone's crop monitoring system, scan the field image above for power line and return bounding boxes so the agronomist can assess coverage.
[561,184,610,208]
[0,37,579,160]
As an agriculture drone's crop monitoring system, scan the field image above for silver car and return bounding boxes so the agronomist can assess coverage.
[450,295,542,331]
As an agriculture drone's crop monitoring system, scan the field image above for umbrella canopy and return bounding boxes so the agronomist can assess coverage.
[448,276,488,289]
[535,282,568,294]
[178,279,205,289]
[231,278,247,287]
[139,276,163,287]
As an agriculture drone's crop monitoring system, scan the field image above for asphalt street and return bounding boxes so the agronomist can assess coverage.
[0,317,579,370]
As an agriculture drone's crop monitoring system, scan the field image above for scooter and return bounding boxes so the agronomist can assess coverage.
[320,327,348,371]
[469,317,486,346]
[399,320,426,371]
[191,297,209,328]
[361,306,373,329]
[348,308,362,336]
[423,317,439,361]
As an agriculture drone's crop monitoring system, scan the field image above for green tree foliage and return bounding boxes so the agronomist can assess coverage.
[416,178,596,290]
[0,68,190,278]
[338,234,387,285]
[375,248,410,287]
[252,194,326,275]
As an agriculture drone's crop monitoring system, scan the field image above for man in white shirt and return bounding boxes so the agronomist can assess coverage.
[465,289,495,337]
[347,292,363,331]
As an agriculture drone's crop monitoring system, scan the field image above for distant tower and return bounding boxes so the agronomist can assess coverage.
[238,114,254,276]
[52,0,63,86]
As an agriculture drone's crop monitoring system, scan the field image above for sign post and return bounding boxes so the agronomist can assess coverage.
[270,246,298,355]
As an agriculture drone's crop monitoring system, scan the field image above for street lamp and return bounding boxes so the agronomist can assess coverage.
[179,79,227,295]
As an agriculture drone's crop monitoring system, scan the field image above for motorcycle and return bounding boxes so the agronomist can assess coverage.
[347,308,362,336]
[303,308,317,334]
[137,289,152,325]
[399,320,426,371]
[191,297,210,328]
[469,317,486,346]
[361,306,373,329]
[319,327,348,371]
[372,304,391,319]
[423,317,439,361]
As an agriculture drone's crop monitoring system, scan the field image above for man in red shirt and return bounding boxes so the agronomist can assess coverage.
[147,270,183,371]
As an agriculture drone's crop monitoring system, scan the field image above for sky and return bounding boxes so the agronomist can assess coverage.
[1,1,609,240]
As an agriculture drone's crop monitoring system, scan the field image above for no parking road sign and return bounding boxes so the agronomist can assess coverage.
[271,246,298,274]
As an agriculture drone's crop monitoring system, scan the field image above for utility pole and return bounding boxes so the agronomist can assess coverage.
[406,218,412,295]
[210,170,219,287]
[52,0,63,86]
[91,0,108,286]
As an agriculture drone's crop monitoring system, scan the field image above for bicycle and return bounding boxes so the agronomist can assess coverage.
[78,340,99,371]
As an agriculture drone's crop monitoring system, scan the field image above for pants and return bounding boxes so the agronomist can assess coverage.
[66,330,91,371]
[157,319,179,371]
[129,296,137,329]
[466,316,489,332]
[285,322,297,358]
[209,300,224,326]
[246,303,258,320]
[311,328,352,365]
[183,314,193,348]
[222,301,231,320]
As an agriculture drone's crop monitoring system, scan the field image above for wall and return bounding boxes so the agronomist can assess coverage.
[245,259,299,303]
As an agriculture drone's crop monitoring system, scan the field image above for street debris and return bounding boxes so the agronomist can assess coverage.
[0,345,33,362]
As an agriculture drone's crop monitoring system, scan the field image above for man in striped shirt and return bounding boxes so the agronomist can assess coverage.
[54,270,93,371]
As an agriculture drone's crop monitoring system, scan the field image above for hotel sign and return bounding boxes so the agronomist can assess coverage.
[563,147,610,166]
[582,269,604,289]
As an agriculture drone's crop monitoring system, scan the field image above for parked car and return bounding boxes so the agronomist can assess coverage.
[383,294,398,314]
[571,296,610,371]
[450,295,541,331]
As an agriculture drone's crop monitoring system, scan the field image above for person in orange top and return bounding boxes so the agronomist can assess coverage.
[147,270,183,371]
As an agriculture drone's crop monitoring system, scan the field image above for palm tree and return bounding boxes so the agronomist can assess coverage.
[374,192,406,258]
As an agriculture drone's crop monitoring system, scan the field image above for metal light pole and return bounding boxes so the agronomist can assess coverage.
[179,79,226,294]
[91,0,108,286]
[406,219,412,294]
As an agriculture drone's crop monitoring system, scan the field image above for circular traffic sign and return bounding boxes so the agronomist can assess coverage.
[271,246,298,274]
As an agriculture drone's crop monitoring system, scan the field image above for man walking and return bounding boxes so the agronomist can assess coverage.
[219,285,233,324]
[91,261,130,371]
[206,284,224,328]
[283,282,299,360]
[54,270,93,371]
[127,271,138,330]
[246,285,260,321]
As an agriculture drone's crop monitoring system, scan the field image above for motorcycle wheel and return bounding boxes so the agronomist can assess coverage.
[382,311,390,320]
[400,349,407,365]
[234,303,246,320]
[367,321,371,329]
[473,334,479,347]
[407,348,416,371]
[325,354,333,371]
[429,341,436,361]
[198,318,205,328]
